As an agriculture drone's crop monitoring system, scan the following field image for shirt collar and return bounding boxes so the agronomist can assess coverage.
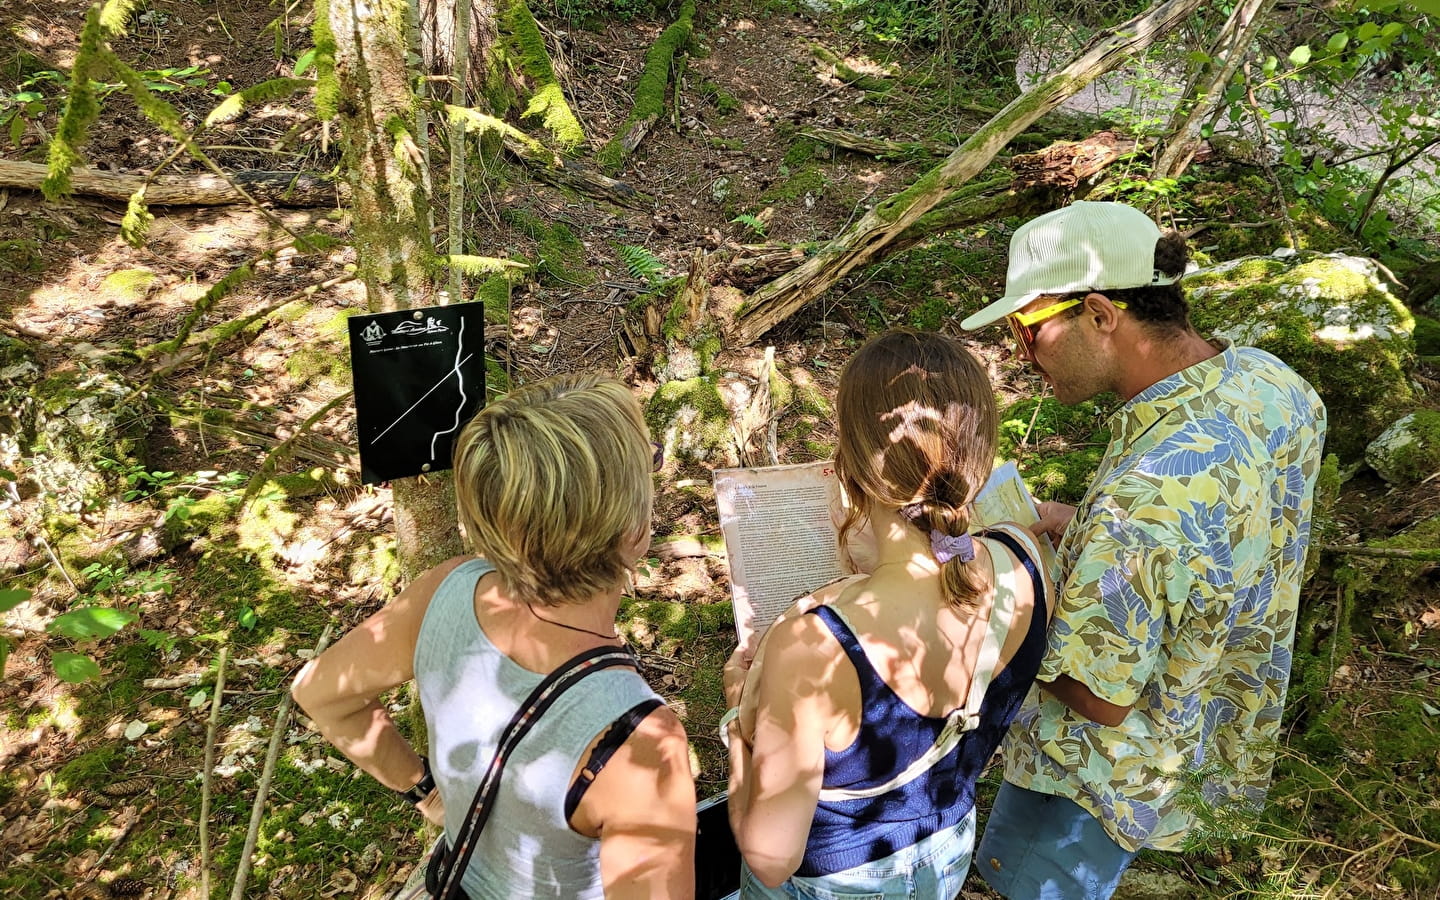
[1108,338,1236,452]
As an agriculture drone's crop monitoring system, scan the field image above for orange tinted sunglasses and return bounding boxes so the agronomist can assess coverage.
[1006,297,1126,358]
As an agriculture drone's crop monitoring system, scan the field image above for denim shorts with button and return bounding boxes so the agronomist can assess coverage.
[975,782,1139,900]
[738,808,975,900]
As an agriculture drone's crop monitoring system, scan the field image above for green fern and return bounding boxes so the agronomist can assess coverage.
[204,77,315,128]
[616,244,666,285]
[730,213,767,238]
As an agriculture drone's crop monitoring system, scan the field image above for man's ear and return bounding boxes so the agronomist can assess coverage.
[1081,292,1123,334]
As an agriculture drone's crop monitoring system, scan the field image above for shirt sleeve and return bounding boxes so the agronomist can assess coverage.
[1037,495,1196,708]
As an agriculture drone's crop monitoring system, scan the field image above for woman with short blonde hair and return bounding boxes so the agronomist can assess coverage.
[295,373,696,900]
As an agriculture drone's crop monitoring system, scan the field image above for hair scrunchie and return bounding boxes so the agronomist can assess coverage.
[930,530,975,565]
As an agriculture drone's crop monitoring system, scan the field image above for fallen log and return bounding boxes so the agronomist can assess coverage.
[0,159,341,207]
[727,0,1207,346]
[717,132,1137,288]
[596,0,696,174]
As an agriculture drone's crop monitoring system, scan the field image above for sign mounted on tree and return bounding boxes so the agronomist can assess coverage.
[348,302,487,485]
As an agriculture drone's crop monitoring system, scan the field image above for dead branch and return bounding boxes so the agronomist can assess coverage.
[0,159,341,207]
[727,0,1207,345]
[1152,0,1277,180]
[1319,545,1440,561]
[200,646,229,900]
[230,625,333,900]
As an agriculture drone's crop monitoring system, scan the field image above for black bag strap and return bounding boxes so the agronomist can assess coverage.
[432,644,640,900]
[562,697,666,822]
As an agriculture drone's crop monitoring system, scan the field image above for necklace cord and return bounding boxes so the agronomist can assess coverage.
[525,601,620,641]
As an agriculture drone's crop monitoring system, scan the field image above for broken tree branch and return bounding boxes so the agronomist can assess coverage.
[230,625,333,900]
[727,0,1207,345]
[597,0,695,174]
[200,646,229,900]
[0,159,341,207]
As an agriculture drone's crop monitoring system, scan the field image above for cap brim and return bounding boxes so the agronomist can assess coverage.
[959,290,1044,331]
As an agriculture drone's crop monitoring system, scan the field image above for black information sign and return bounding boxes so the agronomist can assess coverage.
[348,301,487,485]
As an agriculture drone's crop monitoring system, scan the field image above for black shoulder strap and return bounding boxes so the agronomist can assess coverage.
[432,644,639,900]
[563,697,666,822]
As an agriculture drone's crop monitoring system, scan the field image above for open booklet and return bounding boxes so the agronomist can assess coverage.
[714,460,1053,651]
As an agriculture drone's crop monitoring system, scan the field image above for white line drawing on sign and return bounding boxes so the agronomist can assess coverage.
[392,316,450,336]
[369,347,476,447]
[429,317,470,461]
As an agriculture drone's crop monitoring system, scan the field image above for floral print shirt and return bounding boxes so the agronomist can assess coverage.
[1001,341,1327,852]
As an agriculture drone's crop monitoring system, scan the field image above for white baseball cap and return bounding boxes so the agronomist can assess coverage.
[960,201,1178,331]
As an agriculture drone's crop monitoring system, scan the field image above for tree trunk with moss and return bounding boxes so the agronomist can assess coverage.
[327,0,465,578]
[728,0,1207,346]
[422,0,584,149]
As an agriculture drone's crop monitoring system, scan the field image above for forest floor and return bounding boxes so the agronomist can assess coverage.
[2,1,1440,899]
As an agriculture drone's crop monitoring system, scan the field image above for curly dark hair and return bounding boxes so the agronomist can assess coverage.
[1094,229,1192,331]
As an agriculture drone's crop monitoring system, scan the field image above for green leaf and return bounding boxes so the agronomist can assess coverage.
[48,606,138,641]
[190,689,208,709]
[1186,51,1211,65]
[1381,22,1406,37]
[293,48,318,77]
[1355,22,1380,41]
[237,606,258,630]
[0,588,31,614]
[12,91,42,102]
[7,116,22,146]
[1326,31,1350,53]
[1261,55,1277,77]
[1288,45,1312,66]
[0,636,9,678]
[1407,0,1440,14]
[53,651,101,682]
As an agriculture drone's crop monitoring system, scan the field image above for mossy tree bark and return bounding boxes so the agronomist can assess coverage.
[329,0,465,578]
[597,0,695,174]
[1152,0,1277,181]
[728,0,1207,346]
[422,0,584,149]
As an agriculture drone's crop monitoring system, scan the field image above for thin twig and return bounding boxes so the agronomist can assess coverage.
[1319,544,1440,561]
[229,624,334,900]
[200,646,229,900]
[93,800,154,871]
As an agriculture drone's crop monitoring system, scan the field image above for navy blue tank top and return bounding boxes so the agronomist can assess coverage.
[796,528,1049,877]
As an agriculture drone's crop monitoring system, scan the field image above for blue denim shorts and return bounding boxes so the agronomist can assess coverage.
[738,808,976,900]
[975,782,1140,900]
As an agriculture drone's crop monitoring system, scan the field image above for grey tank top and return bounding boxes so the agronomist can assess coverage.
[414,558,662,900]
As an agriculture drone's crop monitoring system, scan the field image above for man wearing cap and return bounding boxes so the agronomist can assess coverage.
[962,202,1327,899]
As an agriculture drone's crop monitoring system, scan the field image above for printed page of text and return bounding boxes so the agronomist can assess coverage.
[714,461,844,651]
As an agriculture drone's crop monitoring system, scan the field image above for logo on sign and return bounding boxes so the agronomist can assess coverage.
[361,321,386,344]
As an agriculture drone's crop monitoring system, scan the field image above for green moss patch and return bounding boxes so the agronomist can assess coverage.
[1186,252,1416,460]
[645,375,731,464]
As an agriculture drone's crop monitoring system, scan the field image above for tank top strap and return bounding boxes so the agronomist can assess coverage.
[808,604,890,700]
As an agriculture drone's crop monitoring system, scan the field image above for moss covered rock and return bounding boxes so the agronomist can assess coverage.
[29,371,154,511]
[0,335,41,474]
[1365,411,1440,485]
[645,375,735,465]
[1185,251,1415,460]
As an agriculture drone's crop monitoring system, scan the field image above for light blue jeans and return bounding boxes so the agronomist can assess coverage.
[976,782,1140,900]
[738,809,976,900]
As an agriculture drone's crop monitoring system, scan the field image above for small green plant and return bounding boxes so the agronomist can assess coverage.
[616,244,667,286]
[0,587,31,677]
[730,213,768,239]
[0,69,64,147]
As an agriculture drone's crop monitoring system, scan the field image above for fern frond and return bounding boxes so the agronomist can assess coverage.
[204,77,315,128]
[616,244,666,285]
[442,255,530,277]
[731,213,767,237]
[120,188,153,249]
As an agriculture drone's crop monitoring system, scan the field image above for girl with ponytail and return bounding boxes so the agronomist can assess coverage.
[723,329,1055,899]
